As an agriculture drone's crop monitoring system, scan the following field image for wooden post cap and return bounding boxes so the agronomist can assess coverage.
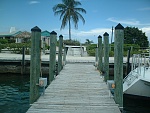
[103,32,109,36]
[59,35,63,38]
[98,35,102,38]
[115,23,124,30]
[31,26,41,32]
[50,31,57,35]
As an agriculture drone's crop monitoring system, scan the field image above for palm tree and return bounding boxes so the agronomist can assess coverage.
[53,0,86,40]
[85,39,93,45]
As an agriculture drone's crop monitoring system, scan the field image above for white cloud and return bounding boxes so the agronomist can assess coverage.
[29,1,40,5]
[141,26,150,41]
[107,17,141,25]
[53,28,112,43]
[107,17,150,26]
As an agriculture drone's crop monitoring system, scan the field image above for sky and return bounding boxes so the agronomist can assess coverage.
[0,0,150,43]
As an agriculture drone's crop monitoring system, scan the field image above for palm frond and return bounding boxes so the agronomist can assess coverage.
[53,0,86,40]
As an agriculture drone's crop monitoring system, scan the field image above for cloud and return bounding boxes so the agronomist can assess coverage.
[29,1,40,5]
[141,26,150,41]
[53,28,112,43]
[107,17,141,25]
[138,7,150,11]
[107,17,150,26]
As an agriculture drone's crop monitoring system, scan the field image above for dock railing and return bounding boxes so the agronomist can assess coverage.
[123,53,150,85]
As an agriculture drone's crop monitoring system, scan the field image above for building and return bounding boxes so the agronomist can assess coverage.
[0,27,23,43]
[41,30,50,46]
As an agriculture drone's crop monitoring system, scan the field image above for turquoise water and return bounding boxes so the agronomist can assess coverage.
[0,74,30,113]
[0,74,150,113]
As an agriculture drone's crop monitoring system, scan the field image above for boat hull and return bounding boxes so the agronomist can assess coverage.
[124,79,150,97]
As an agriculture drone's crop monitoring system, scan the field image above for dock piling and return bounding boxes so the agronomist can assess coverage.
[63,46,67,66]
[49,31,57,84]
[114,23,124,107]
[98,35,103,73]
[30,26,41,104]
[103,32,109,82]
[58,35,63,74]
[21,46,25,74]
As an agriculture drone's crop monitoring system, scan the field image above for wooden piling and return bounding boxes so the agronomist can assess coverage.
[95,47,98,67]
[21,46,25,75]
[114,23,124,107]
[103,32,109,82]
[126,47,131,75]
[58,35,63,74]
[43,38,46,54]
[49,31,57,84]
[98,35,103,72]
[63,46,67,66]
[30,26,41,104]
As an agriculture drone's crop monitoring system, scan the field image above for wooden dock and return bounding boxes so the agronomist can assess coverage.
[27,64,121,113]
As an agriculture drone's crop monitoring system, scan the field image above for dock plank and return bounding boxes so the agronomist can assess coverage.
[27,64,120,113]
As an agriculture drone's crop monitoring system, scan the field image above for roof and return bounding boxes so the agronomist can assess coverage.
[41,30,50,37]
[15,31,31,38]
[0,31,22,37]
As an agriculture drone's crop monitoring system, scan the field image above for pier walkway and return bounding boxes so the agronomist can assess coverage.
[27,63,120,113]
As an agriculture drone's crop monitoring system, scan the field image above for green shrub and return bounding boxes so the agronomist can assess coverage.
[86,44,97,56]
[4,43,31,54]
[64,39,80,46]
[109,51,114,57]
[0,39,8,44]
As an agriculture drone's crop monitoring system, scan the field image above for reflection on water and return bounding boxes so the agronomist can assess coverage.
[124,94,150,113]
[0,74,30,113]
[0,74,150,113]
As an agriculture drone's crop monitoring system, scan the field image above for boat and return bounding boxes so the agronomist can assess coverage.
[123,54,150,97]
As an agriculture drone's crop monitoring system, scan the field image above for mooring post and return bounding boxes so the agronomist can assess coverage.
[98,35,103,72]
[49,31,57,84]
[43,38,46,54]
[114,23,124,108]
[30,26,41,104]
[95,47,98,67]
[126,47,131,75]
[21,46,25,74]
[103,32,109,82]
[63,45,67,66]
[58,35,63,74]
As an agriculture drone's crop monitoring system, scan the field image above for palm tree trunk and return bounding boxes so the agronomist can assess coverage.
[69,18,71,40]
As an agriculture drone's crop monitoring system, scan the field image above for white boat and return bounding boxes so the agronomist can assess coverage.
[123,54,150,97]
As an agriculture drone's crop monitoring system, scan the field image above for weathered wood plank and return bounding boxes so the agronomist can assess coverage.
[27,64,121,113]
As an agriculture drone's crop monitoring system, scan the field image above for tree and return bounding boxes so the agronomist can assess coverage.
[124,27,149,47]
[85,39,93,45]
[53,0,86,40]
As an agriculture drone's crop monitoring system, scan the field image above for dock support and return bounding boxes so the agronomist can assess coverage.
[98,35,103,72]
[43,38,46,54]
[30,26,41,104]
[95,47,98,68]
[114,23,124,107]
[126,47,131,75]
[103,32,109,82]
[63,46,67,66]
[49,31,57,84]
[21,46,25,75]
[58,35,63,74]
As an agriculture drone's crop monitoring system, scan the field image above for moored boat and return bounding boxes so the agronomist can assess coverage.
[123,54,150,97]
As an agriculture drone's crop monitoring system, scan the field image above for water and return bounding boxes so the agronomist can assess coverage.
[124,94,150,113]
[0,74,30,113]
[0,74,150,113]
